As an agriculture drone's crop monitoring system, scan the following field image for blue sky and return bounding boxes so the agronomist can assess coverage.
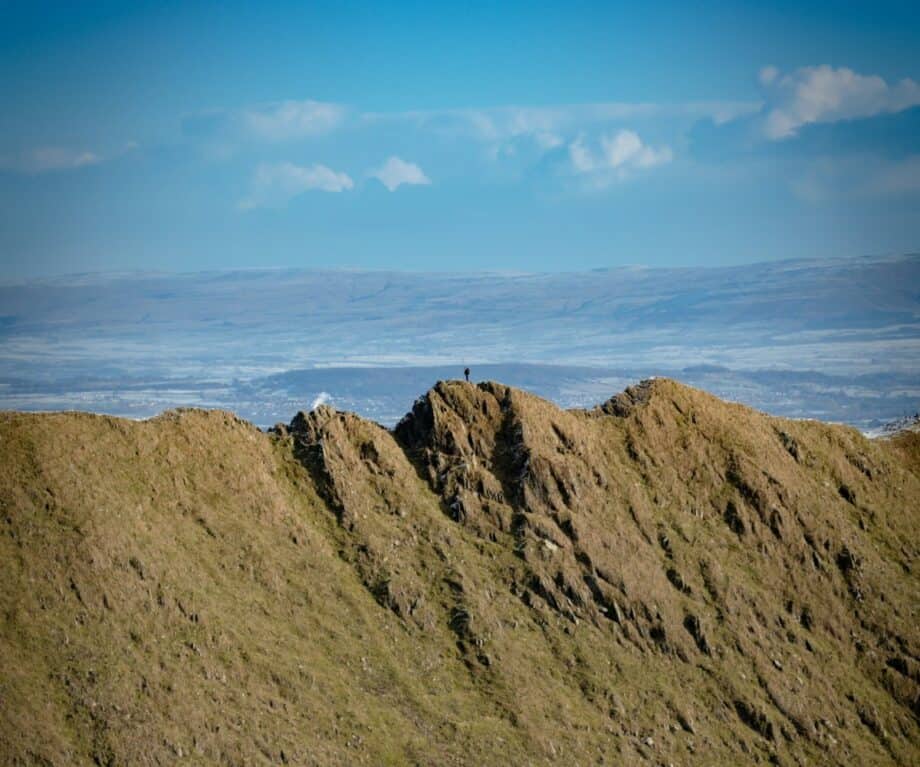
[1,0,919,277]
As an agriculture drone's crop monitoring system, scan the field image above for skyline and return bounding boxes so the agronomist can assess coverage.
[1,251,917,287]
[2,1,920,277]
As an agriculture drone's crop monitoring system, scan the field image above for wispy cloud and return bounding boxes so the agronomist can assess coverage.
[240,162,353,208]
[184,99,346,146]
[362,101,759,145]
[370,156,431,191]
[0,146,102,174]
[242,100,346,141]
[760,65,920,140]
[569,130,672,181]
[870,155,920,196]
[0,142,139,174]
[793,154,920,202]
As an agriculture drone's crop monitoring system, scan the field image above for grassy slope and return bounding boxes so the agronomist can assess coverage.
[0,380,918,766]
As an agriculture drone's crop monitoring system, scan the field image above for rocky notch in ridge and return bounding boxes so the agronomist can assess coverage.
[278,402,505,659]
[394,381,523,533]
[277,404,446,630]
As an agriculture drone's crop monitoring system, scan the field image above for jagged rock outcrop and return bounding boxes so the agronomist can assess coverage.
[2,379,919,766]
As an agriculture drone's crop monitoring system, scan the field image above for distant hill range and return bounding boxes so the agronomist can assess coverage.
[0,253,918,428]
[2,379,919,765]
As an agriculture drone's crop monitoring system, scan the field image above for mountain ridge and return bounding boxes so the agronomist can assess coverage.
[1,378,919,765]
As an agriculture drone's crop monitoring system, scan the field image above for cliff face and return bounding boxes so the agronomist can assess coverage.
[2,379,919,766]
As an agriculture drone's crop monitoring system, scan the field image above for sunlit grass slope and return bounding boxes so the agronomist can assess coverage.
[1,379,918,765]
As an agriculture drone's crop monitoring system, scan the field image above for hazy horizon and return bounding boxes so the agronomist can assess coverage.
[3,250,917,284]
[2,253,917,430]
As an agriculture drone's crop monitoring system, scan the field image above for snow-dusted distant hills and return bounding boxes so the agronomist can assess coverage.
[1,254,917,428]
[864,412,920,439]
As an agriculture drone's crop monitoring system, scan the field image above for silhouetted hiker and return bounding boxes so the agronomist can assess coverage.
[464,367,470,382]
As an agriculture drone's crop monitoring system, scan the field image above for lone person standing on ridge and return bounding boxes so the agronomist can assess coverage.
[464,367,470,382]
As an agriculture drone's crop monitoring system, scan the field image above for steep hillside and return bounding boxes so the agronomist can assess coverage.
[1,379,918,766]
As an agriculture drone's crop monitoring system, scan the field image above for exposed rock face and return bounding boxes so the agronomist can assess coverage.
[597,377,657,417]
[2,379,919,766]
[395,381,524,533]
[282,403,446,631]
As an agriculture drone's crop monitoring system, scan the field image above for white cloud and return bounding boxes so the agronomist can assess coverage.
[241,162,353,208]
[569,130,672,180]
[363,101,759,145]
[0,146,102,174]
[761,65,920,139]
[370,156,431,191]
[242,100,346,141]
[602,130,672,168]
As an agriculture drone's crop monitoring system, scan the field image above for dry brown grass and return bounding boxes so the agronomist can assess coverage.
[1,379,918,765]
